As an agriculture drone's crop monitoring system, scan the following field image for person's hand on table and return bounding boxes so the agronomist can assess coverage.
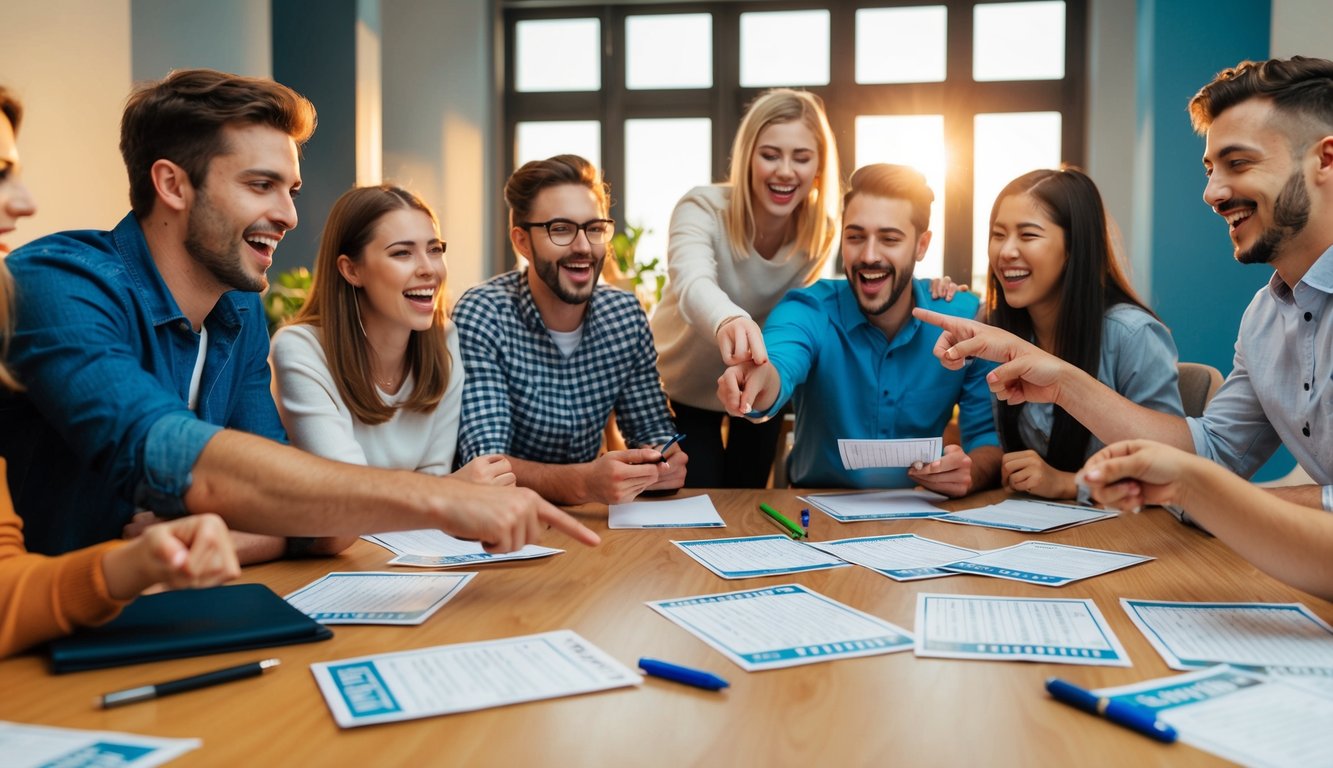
[908,444,976,498]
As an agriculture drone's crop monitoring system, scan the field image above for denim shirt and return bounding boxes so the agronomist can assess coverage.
[756,278,1000,489]
[0,213,285,554]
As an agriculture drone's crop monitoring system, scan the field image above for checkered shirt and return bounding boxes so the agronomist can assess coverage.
[454,271,677,465]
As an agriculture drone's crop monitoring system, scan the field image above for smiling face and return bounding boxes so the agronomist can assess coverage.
[1203,98,1314,266]
[840,194,929,319]
[340,207,445,339]
[0,114,35,256]
[749,119,819,230]
[989,192,1068,317]
[514,183,606,307]
[184,123,301,293]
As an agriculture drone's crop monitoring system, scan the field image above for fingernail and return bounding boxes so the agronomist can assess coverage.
[911,461,923,471]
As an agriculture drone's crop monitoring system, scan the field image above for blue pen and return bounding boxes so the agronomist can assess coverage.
[658,433,686,463]
[800,508,810,529]
[639,658,729,691]
[1045,678,1177,743]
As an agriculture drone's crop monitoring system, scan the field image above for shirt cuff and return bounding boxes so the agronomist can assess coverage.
[1323,485,1333,513]
[133,413,223,517]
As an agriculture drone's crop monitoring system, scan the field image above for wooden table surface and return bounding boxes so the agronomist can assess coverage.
[3,488,1327,767]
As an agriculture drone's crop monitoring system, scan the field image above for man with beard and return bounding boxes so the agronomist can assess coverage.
[915,56,1333,512]
[454,155,686,504]
[0,70,599,561]
[717,164,1001,492]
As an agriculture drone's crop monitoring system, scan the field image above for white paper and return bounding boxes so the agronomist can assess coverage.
[646,583,914,671]
[671,535,851,579]
[837,437,942,470]
[936,498,1115,533]
[310,630,640,728]
[798,489,948,522]
[939,541,1152,587]
[285,571,475,625]
[806,534,979,581]
[914,593,1131,666]
[364,529,563,568]
[608,494,725,529]
[0,721,199,768]
[1096,665,1333,768]
[1121,599,1333,672]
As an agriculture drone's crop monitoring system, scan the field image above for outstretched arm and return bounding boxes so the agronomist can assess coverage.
[912,308,1193,450]
[1080,440,1333,600]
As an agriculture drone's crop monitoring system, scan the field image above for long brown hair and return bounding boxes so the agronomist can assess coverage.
[291,185,450,425]
[0,86,25,392]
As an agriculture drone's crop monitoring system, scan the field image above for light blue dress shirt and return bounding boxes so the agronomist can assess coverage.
[756,278,999,489]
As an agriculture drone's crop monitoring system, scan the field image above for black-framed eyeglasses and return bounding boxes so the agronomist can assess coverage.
[517,218,616,246]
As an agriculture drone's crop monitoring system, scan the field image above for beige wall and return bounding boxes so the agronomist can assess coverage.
[4,0,131,247]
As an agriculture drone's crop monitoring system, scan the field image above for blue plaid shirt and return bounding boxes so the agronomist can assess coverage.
[454,271,676,465]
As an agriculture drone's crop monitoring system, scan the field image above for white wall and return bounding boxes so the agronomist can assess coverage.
[4,0,132,247]
[1270,0,1333,57]
[130,0,272,82]
[1085,0,1140,294]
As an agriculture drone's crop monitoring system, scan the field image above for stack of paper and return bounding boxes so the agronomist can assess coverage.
[364,529,563,568]
[937,498,1115,533]
[608,494,725,528]
[285,572,475,625]
[798,489,948,522]
[938,541,1152,587]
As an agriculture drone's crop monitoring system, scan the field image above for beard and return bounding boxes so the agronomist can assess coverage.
[185,190,268,293]
[1236,169,1311,265]
[847,263,913,316]
[532,248,604,305]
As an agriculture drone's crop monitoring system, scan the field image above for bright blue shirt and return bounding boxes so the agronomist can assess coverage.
[758,278,999,489]
[0,213,285,554]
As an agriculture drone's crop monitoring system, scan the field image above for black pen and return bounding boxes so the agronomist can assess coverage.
[100,658,280,708]
[658,433,686,462]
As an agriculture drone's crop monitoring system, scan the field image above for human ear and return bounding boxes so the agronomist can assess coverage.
[336,254,361,287]
[150,160,191,213]
[915,230,933,263]
[510,226,533,260]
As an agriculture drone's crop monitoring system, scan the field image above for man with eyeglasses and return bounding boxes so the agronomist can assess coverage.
[453,154,687,504]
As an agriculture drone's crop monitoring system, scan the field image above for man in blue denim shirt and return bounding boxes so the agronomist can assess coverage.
[0,69,598,560]
[718,165,1001,494]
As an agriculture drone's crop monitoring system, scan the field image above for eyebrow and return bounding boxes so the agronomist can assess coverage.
[845,224,906,236]
[243,168,301,188]
[758,144,815,153]
[383,238,444,250]
[1203,143,1260,163]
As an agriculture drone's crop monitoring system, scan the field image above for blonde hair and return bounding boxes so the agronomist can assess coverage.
[291,185,451,425]
[0,90,23,392]
[724,88,840,267]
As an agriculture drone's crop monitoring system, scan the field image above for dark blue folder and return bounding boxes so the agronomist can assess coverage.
[48,583,333,673]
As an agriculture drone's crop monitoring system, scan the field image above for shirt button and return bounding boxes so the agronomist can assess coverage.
[177,321,190,332]
[1304,424,1311,437]
[1305,312,1313,322]
[1306,383,1312,391]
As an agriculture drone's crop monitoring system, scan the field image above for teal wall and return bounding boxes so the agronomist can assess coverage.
[1136,0,1293,480]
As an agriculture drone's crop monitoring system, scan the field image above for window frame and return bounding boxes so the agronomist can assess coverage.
[501,0,1088,281]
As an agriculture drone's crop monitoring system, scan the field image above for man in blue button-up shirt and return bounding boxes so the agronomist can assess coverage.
[718,164,1001,493]
[0,69,597,559]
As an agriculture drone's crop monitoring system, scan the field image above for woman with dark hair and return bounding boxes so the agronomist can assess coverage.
[986,167,1184,500]
[269,184,513,555]
[0,86,239,657]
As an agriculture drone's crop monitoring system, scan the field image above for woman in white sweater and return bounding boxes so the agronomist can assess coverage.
[270,185,513,554]
[650,89,840,487]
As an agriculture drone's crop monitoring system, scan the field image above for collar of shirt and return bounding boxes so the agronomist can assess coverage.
[514,269,608,350]
[1267,242,1333,305]
[833,276,926,354]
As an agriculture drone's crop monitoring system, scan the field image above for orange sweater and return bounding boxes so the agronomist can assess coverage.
[0,459,130,657]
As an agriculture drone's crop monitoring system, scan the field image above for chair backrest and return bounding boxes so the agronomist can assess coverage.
[1176,362,1224,418]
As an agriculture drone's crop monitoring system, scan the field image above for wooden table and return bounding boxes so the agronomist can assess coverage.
[3,489,1328,766]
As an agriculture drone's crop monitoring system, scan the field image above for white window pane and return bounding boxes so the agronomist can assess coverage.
[856,7,947,84]
[515,121,601,169]
[972,111,1063,290]
[624,118,712,278]
[516,18,601,92]
[627,14,712,89]
[974,1,1066,81]
[854,115,947,280]
[740,11,830,87]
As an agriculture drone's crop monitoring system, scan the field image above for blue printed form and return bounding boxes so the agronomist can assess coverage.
[646,584,914,671]
[284,572,475,625]
[914,594,1131,667]
[805,534,979,581]
[798,489,949,522]
[1120,599,1333,673]
[363,529,563,568]
[1094,665,1333,767]
[671,535,851,579]
[938,541,1152,587]
[310,630,641,728]
[0,721,200,767]
[936,498,1115,533]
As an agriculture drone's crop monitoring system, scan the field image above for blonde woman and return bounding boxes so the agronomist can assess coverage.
[650,89,840,487]
[270,185,513,555]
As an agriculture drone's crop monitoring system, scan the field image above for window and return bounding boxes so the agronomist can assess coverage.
[504,2,1087,290]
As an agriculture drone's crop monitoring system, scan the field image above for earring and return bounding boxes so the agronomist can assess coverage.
[352,288,368,338]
